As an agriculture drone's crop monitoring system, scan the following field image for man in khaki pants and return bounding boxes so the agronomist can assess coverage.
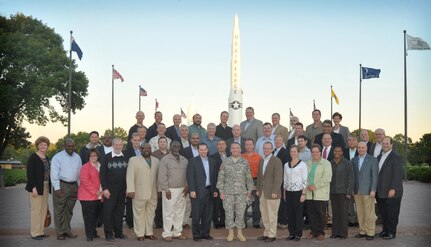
[256,142,283,242]
[352,142,378,240]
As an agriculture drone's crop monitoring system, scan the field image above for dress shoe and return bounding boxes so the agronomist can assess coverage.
[265,237,276,242]
[145,235,158,240]
[164,236,173,242]
[286,235,295,240]
[106,236,114,242]
[366,236,374,240]
[349,222,359,227]
[86,237,93,242]
[339,236,346,239]
[38,234,49,238]
[294,236,301,241]
[93,234,100,239]
[253,225,261,229]
[32,236,43,240]
[174,235,187,240]
[316,235,324,241]
[201,235,213,240]
[137,236,145,241]
[383,234,396,240]
[56,235,65,240]
[183,224,190,229]
[115,234,127,239]
[355,234,367,238]
[257,236,268,241]
[193,237,201,242]
[64,232,77,238]
[330,235,339,239]
[306,233,314,240]
[375,231,388,238]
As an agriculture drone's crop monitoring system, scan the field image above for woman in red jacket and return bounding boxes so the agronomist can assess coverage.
[25,136,51,240]
[78,149,102,241]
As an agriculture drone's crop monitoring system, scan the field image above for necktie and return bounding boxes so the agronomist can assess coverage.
[323,147,327,159]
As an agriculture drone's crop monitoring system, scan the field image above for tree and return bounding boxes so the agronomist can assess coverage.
[52,131,90,156]
[103,127,128,143]
[409,133,431,166]
[350,129,375,143]
[392,133,412,162]
[0,13,89,158]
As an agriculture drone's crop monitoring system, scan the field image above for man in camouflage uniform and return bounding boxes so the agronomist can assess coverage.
[217,142,254,242]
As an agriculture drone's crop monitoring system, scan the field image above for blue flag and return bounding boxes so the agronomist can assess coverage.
[362,67,380,79]
[71,36,83,60]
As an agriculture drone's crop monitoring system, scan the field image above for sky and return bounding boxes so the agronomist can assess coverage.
[1,0,430,143]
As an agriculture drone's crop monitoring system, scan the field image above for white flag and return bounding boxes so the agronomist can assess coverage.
[407,34,430,50]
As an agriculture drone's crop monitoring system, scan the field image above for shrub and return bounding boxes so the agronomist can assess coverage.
[407,166,431,183]
[3,169,27,186]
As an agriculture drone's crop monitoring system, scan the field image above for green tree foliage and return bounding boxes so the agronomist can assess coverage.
[103,127,128,143]
[0,13,89,158]
[409,133,431,166]
[350,129,375,142]
[52,131,91,156]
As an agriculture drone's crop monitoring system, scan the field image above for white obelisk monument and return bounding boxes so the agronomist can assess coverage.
[228,14,243,126]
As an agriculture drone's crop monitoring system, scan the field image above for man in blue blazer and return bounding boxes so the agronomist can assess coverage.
[186,143,217,241]
[352,142,378,240]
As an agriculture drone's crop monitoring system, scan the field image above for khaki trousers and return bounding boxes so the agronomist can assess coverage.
[53,181,77,235]
[354,194,376,236]
[162,187,186,238]
[29,181,49,237]
[183,197,191,225]
[259,192,280,238]
[133,198,157,237]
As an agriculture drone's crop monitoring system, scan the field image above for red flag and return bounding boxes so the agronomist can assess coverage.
[155,99,159,109]
[139,86,147,96]
[113,69,124,82]
[181,108,187,119]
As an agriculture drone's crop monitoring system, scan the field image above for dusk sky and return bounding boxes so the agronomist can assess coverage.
[2,0,430,143]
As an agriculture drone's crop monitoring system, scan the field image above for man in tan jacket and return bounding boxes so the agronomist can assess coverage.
[256,142,283,242]
[127,143,159,241]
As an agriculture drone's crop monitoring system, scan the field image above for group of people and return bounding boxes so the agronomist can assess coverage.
[25,107,404,242]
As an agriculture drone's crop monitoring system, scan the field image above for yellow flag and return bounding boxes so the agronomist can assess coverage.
[331,88,339,105]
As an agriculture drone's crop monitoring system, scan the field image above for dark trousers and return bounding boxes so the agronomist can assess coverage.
[103,186,126,238]
[126,197,133,227]
[154,194,163,227]
[306,200,327,236]
[286,191,304,237]
[330,194,349,237]
[251,188,261,226]
[80,200,101,239]
[348,196,358,224]
[53,181,77,235]
[376,197,402,236]
[191,188,213,238]
[278,188,288,225]
[213,189,225,227]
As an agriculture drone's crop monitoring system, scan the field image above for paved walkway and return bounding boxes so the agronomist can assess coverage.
[0,181,430,246]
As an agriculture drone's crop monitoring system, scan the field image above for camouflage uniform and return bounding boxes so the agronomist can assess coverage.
[217,157,254,229]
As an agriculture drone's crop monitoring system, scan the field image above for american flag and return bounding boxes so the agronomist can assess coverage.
[139,86,147,96]
[113,69,124,82]
[180,108,187,119]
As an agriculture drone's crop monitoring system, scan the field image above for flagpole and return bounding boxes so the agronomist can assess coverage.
[313,99,316,110]
[155,98,157,113]
[67,30,73,137]
[330,85,333,119]
[403,30,408,179]
[359,64,362,132]
[139,86,141,111]
[112,65,115,138]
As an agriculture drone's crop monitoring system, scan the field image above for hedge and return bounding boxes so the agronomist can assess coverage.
[3,169,27,186]
[407,166,431,183]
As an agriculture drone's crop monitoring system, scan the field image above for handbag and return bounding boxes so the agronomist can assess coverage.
[44,209,51,227]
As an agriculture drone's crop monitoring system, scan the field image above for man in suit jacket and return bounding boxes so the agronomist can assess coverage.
[180,133,200,160]
[321,134,335,161]
[256,142,283,242]
[126,143,159,241]
[369,128,385,158]
[351,142,378,240]
[360,129,373,155]
[287,122,311,148]
[226,124,246,153]
[165,114,182,143]
[375,137,404,240]
[343,135,359,161]
[127,111,146,149]
[240,106,264,143]
[186,143,217,241]
[314,120,346,149]
[272,113,289,144]
[273,136,289,229]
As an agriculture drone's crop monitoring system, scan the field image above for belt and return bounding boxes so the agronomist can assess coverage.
[60,179,77,185]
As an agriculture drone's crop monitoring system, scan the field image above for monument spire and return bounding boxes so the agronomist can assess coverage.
[228,14,243,126]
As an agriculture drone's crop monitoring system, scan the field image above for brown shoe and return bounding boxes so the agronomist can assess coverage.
[183,224,190,229]
[164,236,173,242]
[174,235,187,240]
[306,233,314,240]
[63,233,77,238]
[317,235,324,241]
[137,236,145,241]
[145,235,158,240]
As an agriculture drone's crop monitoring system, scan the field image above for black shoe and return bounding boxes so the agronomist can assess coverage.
[93,234,100,239]
[253,225,261,229]
[330,235,339,239]
[115,234,127,239]
[339,236,346,239]
[201,235,213,240]
[265,237,276,242]
[257,236,268,241]
[366,236,374,240]
[355,234,367,238]
[383,234,395,240]
[375,231,388,237]
[32,236,43,240]
[193,237,201,242]
[286,236,295,240]
[293,236,301,241]
[56,235,65,240]
[63,232,77,238]
[38,234,49,238]
[106,236,114,242]
[86,238,93,241]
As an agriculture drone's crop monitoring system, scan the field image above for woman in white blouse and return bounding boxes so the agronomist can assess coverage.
[284,145,308,241]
